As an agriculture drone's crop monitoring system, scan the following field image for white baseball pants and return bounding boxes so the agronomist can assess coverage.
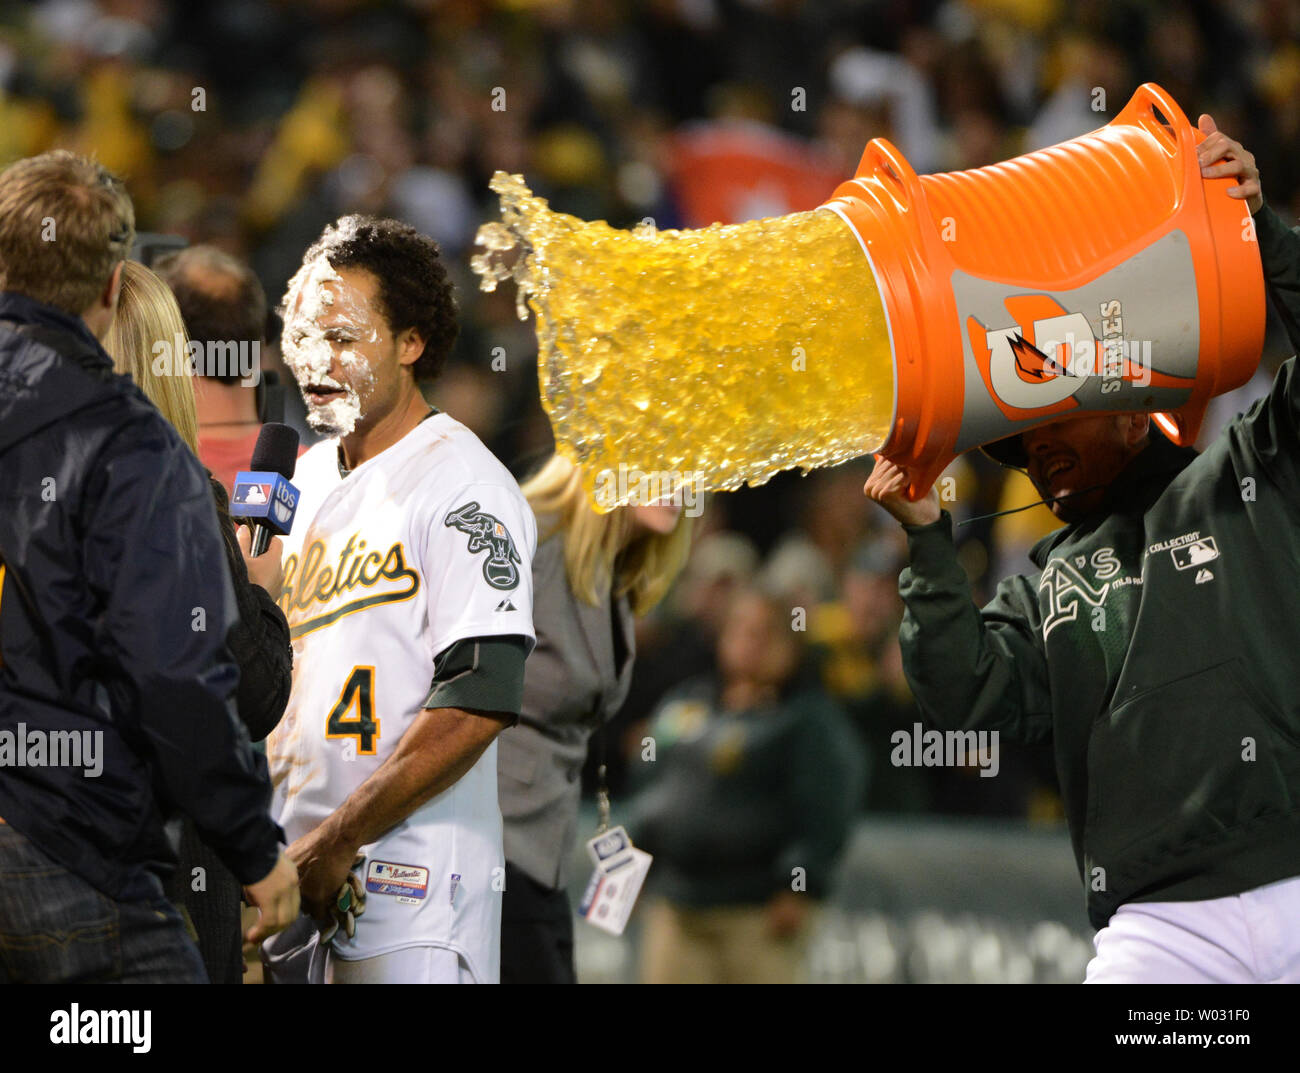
[1085,873,1300,983]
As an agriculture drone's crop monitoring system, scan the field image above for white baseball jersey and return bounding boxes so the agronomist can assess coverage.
[266,412,536,982]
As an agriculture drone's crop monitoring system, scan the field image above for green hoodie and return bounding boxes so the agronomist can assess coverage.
[897,204,1300,930]
[628,676,864,907]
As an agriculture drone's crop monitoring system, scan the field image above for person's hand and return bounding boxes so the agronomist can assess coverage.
[863,454,941,527]
[237,524,285,601]
[287,824,361,923]
[242,850,301,944]
[1196,115,1262,215]
[765,890,809,939]
[318,858,367,943]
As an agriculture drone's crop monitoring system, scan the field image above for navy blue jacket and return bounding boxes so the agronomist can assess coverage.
[0,293,282,902]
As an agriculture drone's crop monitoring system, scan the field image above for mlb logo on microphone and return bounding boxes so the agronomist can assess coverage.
[233,482,271,505]
[230,470,299,534]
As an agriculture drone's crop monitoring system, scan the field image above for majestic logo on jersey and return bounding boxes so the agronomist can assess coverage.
[280,534,420,639]
[444,501,521,591]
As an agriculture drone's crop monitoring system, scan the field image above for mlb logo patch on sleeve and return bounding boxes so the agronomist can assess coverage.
[366,860,430,904]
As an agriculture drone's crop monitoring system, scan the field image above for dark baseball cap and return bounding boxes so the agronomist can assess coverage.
[981,432,1029,470]
[981,414,1168,471]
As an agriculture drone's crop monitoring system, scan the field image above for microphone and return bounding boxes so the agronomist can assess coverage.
[229,423,301,556]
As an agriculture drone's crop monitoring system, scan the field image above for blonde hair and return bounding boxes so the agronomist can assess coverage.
[522,454,695,616]
[105,260,201,456]
[0,150,134,316]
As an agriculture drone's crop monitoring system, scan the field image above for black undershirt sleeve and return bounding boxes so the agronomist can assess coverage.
[422,635,530,725]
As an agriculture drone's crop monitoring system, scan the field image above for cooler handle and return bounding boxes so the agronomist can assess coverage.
[858,138,922,214]
[1118,82,1192,162]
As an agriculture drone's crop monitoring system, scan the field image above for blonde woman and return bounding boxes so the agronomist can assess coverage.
[105,259,294,984]
[104,260,202,455]
[498,454,694,983]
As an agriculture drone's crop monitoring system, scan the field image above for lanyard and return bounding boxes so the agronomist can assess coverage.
[594,721,611,834]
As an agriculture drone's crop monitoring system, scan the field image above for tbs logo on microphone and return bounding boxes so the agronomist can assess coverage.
[231,472,299,533]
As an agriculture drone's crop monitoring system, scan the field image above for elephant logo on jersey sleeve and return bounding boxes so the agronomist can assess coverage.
[444,501,522,590]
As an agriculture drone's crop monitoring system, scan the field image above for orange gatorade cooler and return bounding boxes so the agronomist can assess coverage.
[473,82,1265,509]
[825,81,1266,498]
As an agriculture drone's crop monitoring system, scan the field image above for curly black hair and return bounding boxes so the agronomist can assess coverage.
[289,214,458,382]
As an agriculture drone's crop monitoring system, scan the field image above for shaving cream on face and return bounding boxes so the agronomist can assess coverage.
[281,236,384,438]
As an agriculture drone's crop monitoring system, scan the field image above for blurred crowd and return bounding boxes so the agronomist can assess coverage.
[4,0,1297,833]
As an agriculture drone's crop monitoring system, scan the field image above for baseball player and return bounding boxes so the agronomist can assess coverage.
[264,215,536,984]
[864,118,1300,982]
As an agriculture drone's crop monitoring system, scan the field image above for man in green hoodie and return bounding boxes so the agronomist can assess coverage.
[865,117,1300,983]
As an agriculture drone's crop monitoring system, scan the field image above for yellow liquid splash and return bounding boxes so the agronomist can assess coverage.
[472,172,895,510]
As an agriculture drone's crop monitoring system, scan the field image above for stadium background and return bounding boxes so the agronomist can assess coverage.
[3,0,1295,982]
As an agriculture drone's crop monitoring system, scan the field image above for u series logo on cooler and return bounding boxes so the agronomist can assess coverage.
[969,294,1194,418]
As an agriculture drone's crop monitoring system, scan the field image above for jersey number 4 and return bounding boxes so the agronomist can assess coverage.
[326,666,381,755]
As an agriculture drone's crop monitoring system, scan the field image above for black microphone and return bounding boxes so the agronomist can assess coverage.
[229,423,301,556]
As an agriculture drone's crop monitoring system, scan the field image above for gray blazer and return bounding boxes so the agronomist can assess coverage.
[498,522,636,890]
